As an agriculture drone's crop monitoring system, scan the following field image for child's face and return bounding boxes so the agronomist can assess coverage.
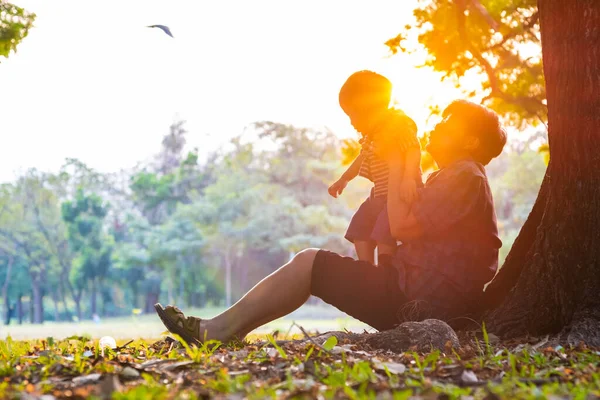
[344,101,387,137]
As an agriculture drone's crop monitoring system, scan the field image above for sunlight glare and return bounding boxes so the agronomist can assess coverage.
[382,52,489,135]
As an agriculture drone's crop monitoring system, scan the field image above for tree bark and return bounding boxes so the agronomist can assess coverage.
[1,255,14,323]
[75,300,82,321]
[32,280,43,324]
[90,279,97,317]
[167,277,174,306]
[73,287,83,321]
[178,263,185,306]
[132,285,139,310]
[145,292,159,314]
[28,295,33,323]
[59,281,71,321]
[483,0,600,345]
[51,290,60,322]
[224,252,232,308]
[16,294,23,325]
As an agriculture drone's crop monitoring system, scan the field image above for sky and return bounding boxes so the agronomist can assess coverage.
[1,0,470,183]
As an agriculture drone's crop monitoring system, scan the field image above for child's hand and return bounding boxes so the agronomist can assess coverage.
[328,179,348,198]
[399,178,418,204]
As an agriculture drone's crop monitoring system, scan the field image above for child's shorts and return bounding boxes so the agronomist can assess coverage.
[344,189,396,246]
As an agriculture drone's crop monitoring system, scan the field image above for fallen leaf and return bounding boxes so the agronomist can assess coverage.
[330,346,348,355]
[372,360,406,375]
[266,348,279,358]
[162,361,195,371]
[119,367,140,379]
[461,370,478,383]
[72,373,102,385]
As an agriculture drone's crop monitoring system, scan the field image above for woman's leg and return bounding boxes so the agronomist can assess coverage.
[157,249,407,343]
[187,249,320,342]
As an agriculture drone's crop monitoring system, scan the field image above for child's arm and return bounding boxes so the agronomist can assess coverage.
[328,151,365,198]
[341,150,366,181]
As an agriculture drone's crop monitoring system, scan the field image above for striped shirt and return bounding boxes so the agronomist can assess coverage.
[358,109,420,198]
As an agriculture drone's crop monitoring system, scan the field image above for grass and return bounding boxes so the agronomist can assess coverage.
[0,329,598,399]
[1,308,599,399]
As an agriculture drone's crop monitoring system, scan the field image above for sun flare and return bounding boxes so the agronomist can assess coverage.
[381,53,486,135]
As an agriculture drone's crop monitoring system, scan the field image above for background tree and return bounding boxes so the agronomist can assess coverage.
[61,189,113,319]
[0,1,35,60]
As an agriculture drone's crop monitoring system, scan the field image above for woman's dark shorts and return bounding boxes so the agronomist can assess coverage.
[310,249,407,331]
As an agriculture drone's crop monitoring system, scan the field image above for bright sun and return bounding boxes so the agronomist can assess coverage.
[380,52,485,135]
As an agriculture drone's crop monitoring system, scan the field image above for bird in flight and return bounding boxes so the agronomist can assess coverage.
[147,25,174,38]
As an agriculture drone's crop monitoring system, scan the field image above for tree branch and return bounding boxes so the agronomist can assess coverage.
[454,1,545,118]
[468,0,500,31]
[488,11,540,51]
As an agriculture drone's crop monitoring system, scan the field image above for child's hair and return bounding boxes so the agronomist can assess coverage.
[339,70,393,115]
[442,100,507,165]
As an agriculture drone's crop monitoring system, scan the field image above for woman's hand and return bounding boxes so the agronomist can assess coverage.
[399,178,418,204]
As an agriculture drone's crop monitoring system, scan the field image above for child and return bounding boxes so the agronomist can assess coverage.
[328,70,422,266]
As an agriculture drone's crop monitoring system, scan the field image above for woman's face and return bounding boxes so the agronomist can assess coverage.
[427,113,466,156]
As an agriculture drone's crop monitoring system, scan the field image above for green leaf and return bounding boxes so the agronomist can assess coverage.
[266,334,287,359]
[322,336,338,351]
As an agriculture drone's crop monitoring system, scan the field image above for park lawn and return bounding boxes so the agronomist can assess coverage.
[0,329,599,399]
[0,305,371,341]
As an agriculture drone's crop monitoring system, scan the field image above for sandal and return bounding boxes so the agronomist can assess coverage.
[154,303,202,345]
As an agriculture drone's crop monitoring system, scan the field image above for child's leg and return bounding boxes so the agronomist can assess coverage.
[371,205,397,266]
[376,243,396,266]
[345,189,380,264]
[354,240,376,264]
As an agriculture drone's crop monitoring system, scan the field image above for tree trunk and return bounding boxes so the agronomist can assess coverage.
[51,290,60,322]
[90,279,97,317]
[178,264,185,306]
[483,0,600,345]
[73,288,83,321]
[239,256,249,296]
[131,285,139,310]
[145,292,159,314]
[100,282,110,317]
[17,294,23,325]
[167,278,174,306]
[75,300,82,322]
[1,255,14,323]
[32,281,43,324]
[59,282,71,321]
[224,252,232,307]
[5,303,13,326]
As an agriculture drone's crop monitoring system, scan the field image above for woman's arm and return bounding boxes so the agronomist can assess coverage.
[403,147,422,182]
[387,157,424,242]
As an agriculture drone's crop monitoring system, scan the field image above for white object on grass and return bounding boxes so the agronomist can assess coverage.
[99,336,117,356]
